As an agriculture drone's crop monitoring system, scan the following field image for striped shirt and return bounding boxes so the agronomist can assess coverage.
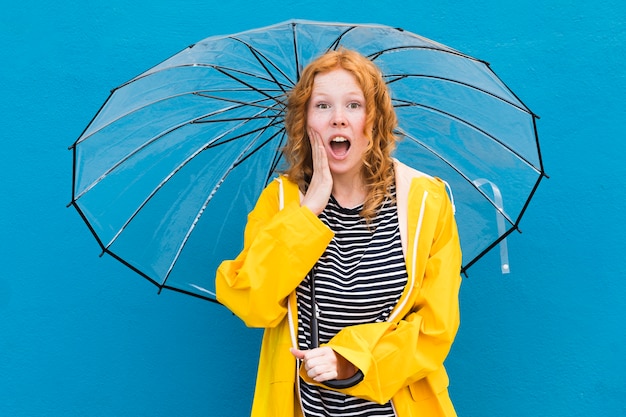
[296,186,407,416]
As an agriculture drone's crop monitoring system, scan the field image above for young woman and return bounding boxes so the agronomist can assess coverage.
[216,48,462,417]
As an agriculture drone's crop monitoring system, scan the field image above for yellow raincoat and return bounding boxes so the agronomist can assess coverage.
[216,160,462,416]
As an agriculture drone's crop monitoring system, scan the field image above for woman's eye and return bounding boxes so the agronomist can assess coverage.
[317,103,330,109]
[348,102,361,109]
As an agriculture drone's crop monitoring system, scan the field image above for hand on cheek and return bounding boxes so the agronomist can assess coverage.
[301,129,333,215]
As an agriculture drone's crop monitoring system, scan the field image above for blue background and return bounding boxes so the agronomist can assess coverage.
[2,1,625,416]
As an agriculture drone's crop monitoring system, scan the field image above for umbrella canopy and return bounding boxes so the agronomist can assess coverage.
[69,19,545,303]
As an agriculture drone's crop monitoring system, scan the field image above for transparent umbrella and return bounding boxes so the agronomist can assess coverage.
[69,19,545,303]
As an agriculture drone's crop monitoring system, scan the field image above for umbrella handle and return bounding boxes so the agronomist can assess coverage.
[323,370,365,389]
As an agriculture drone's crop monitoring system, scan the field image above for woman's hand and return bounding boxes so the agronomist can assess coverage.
[301,129,333,215]
[290,346,358,382]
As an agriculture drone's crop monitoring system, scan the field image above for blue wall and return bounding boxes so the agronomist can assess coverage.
[2,1,625,416]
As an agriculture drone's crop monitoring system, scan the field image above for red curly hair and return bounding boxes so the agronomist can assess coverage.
[283,48,398,222]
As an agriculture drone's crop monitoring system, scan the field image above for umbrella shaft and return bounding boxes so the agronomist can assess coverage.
[309,271,320,348]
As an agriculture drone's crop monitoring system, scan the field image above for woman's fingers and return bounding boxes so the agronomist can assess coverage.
[301,129,332,215]
[289,347,305,359]
[291,346,340,382]
[309,129,331,181]
[309,129,329,175]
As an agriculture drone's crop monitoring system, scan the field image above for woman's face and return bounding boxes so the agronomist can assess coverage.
[306,68,369,180]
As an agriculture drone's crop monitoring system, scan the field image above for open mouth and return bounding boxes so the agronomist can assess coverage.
[329,136,350,157]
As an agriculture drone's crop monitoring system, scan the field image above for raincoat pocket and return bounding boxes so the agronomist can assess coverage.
[408,367,449,401]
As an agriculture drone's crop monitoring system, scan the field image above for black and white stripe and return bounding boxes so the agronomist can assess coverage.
[297,186,407,416]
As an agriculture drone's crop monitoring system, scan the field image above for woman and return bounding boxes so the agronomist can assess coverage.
[216,48,462,416]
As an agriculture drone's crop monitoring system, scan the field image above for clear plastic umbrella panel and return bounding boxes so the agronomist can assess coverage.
[69,20,545,303]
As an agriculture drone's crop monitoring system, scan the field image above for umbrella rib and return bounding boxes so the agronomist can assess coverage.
[74,97,282,201]
[292,23,357,79]
[265,129,287,185]
[193,92,287,123]
[102,106,279,253]
[194,115,280,123]
[103,101,282,247]
[291,22,300,82]
[231,127,285,169]
[373,45,538,117]
[368,45,481,64]
[159,113,286,287]
[213,65,290,105]
[397,127,516,224]
[387,73,532,115]
[193,117,284,149]
[75,86,283,146]
[393,98,542,175]
[193,64,293,90]
[228,36,296,90]
[111,54,292,95]
[328,25,358,51]
[193,91,284,111]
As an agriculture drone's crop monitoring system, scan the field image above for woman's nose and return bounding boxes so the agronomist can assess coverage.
[331,109,347,126]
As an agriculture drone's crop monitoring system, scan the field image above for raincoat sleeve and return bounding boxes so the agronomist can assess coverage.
[300,179,462,404]
[215,178,334,328]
